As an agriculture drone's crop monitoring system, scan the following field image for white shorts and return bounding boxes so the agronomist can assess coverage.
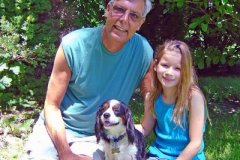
[22,118,104,160]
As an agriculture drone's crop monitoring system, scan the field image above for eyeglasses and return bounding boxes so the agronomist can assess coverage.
[110,5,144,23]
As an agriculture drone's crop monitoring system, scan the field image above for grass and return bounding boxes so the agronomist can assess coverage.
[129,91,240,160]
[204,112,240,160]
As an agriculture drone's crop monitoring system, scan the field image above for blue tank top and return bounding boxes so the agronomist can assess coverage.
[148,95,205,160]
[58,26,153,137]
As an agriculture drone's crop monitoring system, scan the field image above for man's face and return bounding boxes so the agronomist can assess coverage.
[104,0,145,44]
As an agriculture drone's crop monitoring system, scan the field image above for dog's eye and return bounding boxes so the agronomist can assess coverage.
[113,108,118,112]
[112,106,123,116]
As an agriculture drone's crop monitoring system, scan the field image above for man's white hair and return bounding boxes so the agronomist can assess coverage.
[108,0,153,17]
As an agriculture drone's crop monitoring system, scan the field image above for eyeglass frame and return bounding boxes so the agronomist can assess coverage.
[109,3,145,23]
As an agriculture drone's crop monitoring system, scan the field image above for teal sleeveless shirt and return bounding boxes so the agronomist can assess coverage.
[59,26,153,137]
[148,95,205,160]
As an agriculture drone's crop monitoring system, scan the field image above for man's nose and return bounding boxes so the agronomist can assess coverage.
[119,11,129,22]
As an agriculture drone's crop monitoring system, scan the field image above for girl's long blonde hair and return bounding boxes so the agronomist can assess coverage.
[147,40,206,126]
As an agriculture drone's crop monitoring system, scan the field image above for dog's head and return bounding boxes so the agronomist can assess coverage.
[95,99,135,144]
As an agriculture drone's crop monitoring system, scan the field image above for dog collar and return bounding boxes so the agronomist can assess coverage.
[112,132,126,143]
[110,132,127,154]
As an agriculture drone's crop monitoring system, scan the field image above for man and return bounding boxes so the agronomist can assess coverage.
[24,0,153,159]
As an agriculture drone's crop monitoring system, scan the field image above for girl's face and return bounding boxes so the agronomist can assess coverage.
[154,51,182,89]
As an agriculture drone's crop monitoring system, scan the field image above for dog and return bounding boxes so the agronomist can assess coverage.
[95,99,146,160]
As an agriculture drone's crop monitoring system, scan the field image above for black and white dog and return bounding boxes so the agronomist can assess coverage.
[95,99,146,160]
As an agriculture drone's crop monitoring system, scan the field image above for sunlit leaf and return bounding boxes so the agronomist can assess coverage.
[221,0,228,5]
[0,76,12,87]
[0,63,8,72]
[225,4,233,14]
[10,66,20,75]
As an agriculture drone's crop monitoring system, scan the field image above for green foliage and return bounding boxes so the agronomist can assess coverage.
[64,0,105,28]
[0,0,53,45]
[0,0,107,110]
[157,0,240,69]
[0,9,52,110]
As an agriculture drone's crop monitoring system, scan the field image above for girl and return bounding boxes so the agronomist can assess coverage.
[141,40,207,160]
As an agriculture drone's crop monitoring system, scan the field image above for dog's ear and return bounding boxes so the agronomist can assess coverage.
[125,107,135,144]
[95,108,103,143]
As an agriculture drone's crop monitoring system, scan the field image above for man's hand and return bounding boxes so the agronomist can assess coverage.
[60,152,92,160]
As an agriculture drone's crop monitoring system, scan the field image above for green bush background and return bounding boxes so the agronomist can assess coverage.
[0,0,239,110]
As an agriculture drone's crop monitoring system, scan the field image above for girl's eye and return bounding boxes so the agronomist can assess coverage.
[161,64,168,67]
[175,67,181,71]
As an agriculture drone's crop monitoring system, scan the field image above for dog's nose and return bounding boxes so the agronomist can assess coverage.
[103,113,110,119]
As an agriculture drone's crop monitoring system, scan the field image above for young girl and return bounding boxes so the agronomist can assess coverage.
[141,40,206,160]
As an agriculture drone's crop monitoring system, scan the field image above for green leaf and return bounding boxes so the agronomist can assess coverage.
[0,76,12,87]
[220,55,226,64]
[217,21,223,28]
[0,83,5,90]
[206,56,212,67]
[19,119,34,131]
[218,5,224,15]
[10,66,20,75]
[1,116,17,127]
[159,0,165,4]
[221,0,228,5]
[201,23,208,32]
[213,55,220,64]
[198,59,205,69]
[0,63,8,72]
[228,59,235,66]
[225,4,233,14]
[177,0,184,8]
[189,22,199,29]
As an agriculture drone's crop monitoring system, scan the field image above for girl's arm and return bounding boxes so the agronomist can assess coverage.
[177,90,205,160]
[138,93,156,137]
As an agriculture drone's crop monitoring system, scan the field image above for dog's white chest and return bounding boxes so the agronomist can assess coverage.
[104,139,138,160]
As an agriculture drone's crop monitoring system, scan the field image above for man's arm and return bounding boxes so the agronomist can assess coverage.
[44,46,91,160]
[140,60,154,99]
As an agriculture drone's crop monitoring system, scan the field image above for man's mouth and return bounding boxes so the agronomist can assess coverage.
[114,25,127,32]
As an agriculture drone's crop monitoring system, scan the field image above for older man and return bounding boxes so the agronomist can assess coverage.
[24,0,153,159]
